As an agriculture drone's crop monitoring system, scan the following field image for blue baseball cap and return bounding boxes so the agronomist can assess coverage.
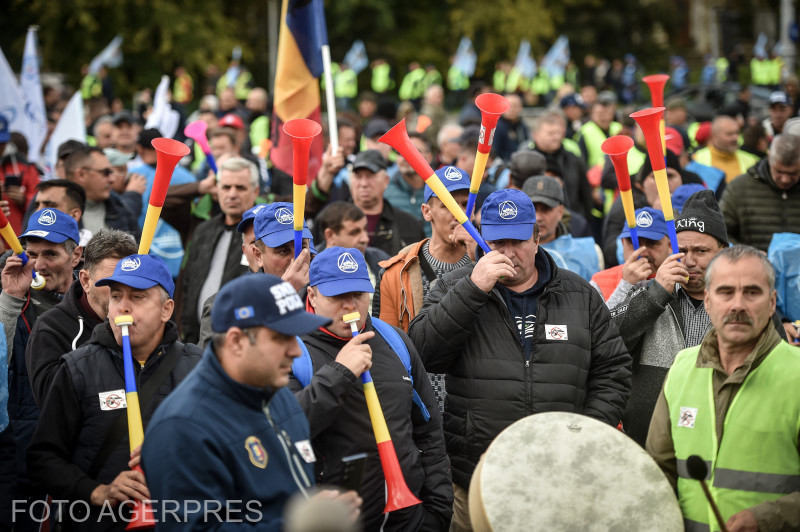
[21,208,81,244]
[211,273,330,335]
[619,207,669,242]
[96,254,176,298]
[237,203,268,233]
[309,246,374,296]
[254,202,313,247]
[671,184,707,214]
[0,115,9,143]
[424,166,472,204]
[479,189,536,241]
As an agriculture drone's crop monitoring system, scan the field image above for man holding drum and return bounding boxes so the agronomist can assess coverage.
[409,189,631,531]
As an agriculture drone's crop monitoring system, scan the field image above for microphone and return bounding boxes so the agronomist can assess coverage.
[686,455,729,532]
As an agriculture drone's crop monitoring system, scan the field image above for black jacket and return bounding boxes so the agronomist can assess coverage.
[26,279,102,407]
[101,191,141,239]
[408,249,631,488]
[26,321,202,531]
[534,146,594,220]
[289,319,452,532]
[180,214,250,343]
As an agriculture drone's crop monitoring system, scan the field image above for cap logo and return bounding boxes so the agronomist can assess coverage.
[270,282,303,315]
[337,252,359,273]
[636,211,654,228]
[443,166,462,181]
[274,207,293,225]
[120,257,141,271]
[499,201,518,220]
[37,209,57,226]
[235,306,254,320]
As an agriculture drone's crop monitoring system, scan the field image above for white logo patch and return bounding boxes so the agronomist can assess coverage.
[37,209,57,226]
[337,252,359,273]
[479,125,496,146]
[99,389,127,411]
[252,204,266,214]
[274,207,293,225]
[443,166,463,181]
[545,324,568,340]
[269,282,303,315]
[676,217,705,233]
[636,211,653,228]
[678,407,698,428]
[499,201,518,220]
[294,439,317,463]
[120,257,141,271]
[25,230,49,238]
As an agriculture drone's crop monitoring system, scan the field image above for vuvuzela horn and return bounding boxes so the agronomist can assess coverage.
[283,119,322,258]
[466,93,510,219]
[601,135,640,249]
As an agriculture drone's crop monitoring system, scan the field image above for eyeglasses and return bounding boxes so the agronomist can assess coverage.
[82,167,114,177]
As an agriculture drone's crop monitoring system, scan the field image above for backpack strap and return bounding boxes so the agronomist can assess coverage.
[371,318,431,422]
[291,336,313,387]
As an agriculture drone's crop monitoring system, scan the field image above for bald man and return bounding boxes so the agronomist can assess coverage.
[692,115,760,183]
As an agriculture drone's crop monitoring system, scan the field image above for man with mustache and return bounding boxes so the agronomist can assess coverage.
[611,190,787,447]
[647,245,800,532]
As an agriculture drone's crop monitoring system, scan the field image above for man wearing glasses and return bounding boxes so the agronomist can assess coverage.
[63,146,140,237]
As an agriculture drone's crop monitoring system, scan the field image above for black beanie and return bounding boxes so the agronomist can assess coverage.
[635,149,682,184]
[675,189,728,245]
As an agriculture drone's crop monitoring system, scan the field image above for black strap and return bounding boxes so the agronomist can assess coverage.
[417,251,437,284]
[87,341,185,479]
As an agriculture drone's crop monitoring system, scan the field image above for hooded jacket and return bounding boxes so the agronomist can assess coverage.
[408,248,631,488]
[27,279,102,407]
[721,158,800,251]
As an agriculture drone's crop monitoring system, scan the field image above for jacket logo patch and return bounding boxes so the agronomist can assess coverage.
[245,436,268,468]
[678,407,698,428]
[545,324,568,340]
[98,390,127,411]
[294,439,316,464]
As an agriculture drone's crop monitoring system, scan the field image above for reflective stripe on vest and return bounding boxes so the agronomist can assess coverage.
[664,342,800,531]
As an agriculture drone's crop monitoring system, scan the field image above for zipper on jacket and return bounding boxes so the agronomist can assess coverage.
[263,399,312,497]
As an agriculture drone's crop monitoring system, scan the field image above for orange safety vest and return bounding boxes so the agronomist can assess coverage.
[590,264,624,301]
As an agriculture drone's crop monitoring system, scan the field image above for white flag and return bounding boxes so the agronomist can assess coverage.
[88,35,123,75]
[144,76,180,139]
[21,28,47,163]
[44,92,85,179]
[0,46,36,153]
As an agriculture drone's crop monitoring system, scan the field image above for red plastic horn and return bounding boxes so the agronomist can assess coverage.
[642,74,670,108]
[466,93,510,218]
[283,119,322,257]
[601,135,640,250]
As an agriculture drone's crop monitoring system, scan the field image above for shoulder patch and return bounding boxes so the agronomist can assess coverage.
[245,436,268,468]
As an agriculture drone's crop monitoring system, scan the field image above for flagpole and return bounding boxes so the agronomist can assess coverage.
[321,45,338,152]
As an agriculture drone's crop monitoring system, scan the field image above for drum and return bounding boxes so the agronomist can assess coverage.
[469,412,683,531]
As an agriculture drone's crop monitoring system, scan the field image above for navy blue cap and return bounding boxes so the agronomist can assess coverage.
[211,273,330,335]
[0,115,9,143]
[309,246,374,296]
[95,254,176,298]
[671,184,707,214]
[254,202,313,247]
[21,209,81,244]
[424,166,471,204]
[619,207,669,242]
[559,93,585,109]
[237,203,268,233]
[480,189,536,241]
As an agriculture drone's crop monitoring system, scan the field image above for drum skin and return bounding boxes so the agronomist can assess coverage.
[469,412,683,532]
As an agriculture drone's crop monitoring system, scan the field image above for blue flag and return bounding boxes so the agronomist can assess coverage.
[454,37,477,77]
[541,36,570,79]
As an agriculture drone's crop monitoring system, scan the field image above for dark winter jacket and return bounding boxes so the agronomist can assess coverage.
[408,248,632,488]
[289,319,453,532]
[721,158,800,251]
[27,279,102,407]
[26,321,201,531]
[104,191,141,239]
[533,146,594,220]
[181,214,250,343]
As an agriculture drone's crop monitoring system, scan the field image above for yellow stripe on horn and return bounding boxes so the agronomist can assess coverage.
[425,174,468,224]
[126,391,145,451]
[620,190,637,228]
[293,183,306,231]
[653,168,675,221]
[0,224,24,255]
[363,382,392,443]
[469,151,490,195]
[138,205,163,255]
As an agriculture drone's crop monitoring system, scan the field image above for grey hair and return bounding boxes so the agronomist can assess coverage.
[84,229,138,274]
[219,157,260,189]
[532,109,566,131]
[437,124,463,148]
[92,116,113,137]
[705,244,775,292]
[768,134,800,167]
[158,286,171,304]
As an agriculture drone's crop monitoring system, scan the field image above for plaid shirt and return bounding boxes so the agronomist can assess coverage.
[678,287,712,348]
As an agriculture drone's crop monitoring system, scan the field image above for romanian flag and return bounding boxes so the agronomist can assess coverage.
[270,0,327,181]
